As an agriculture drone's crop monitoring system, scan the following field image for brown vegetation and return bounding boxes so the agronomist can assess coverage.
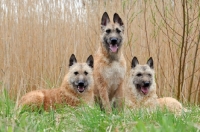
[0,0,200,104]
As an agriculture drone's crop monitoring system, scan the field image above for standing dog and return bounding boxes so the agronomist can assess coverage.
[125,57,158,110]
[94,12,126,113]
[19,54,94,111]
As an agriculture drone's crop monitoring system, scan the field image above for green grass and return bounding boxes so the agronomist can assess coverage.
[0,91,200,132]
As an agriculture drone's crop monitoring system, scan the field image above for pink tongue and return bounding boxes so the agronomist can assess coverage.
[141,87,149,94]
[109,45,118,52]
[78,86,85,92]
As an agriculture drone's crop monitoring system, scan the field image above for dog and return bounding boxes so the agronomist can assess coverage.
[126,57,187,115]
[18,54,94,111]
[157,97,187,115]
[93,12,126,113]
[125,56,158,110]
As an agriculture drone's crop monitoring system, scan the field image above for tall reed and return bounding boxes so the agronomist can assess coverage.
[0,0,199,104]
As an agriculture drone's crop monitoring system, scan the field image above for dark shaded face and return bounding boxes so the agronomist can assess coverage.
[100,12,124,54]
[132,66,154,95]
[102,26,124,53]
[72,70,89,93]
[68,54,94,93]
[130,56,154,95]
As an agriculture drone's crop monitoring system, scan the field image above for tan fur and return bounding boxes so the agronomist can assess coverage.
[94,49,126,111]
[94,12,126,112]
[19,57,94,111]
[125,66,157,110]
[157,97,186,115]
[125,57,186,115]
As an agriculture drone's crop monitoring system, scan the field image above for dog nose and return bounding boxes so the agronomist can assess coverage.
[78,81,84,86]
[110,38,118,44]
[144,81,150,87]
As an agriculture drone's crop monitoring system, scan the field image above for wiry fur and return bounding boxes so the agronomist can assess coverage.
[125,57,158,110]
[94,12,126,113]
[19,54,94,111]
[126,57,186,115]
[157,97,187,115]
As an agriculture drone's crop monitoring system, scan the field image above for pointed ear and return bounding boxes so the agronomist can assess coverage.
[69,54,77,67]
[131,57,139,68]
[113,13,124,26]
[101,12,110,26]
[86,55,94,68]
[147,57,154,69]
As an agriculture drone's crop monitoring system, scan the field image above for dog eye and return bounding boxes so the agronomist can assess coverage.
[136,73,142,77]
[148,74,152,77]
[106,29,111,33]
[116,28,121,33]
[74,72,79,75]
[84,71,88,75]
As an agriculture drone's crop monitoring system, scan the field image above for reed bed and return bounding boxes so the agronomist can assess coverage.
[0,0,200,104]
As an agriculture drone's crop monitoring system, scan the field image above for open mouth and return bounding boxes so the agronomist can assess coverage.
[77,86,86,93]
[109,44,118,53]
[136,84,150,95]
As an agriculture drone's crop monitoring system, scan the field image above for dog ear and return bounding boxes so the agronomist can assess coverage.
[131,57,139,68]
[113,13,124,26]
[69,54,77,67]
[101,12,110,26]
[86,55,94,68]
[147,57,154,69]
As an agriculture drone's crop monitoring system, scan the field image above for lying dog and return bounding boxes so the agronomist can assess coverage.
[125,56,158,110]
[18,54,94,111]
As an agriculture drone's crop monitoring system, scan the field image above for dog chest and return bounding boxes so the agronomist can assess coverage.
[102,61,125,86]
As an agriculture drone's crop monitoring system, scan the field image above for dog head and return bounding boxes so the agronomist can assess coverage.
[100,12,124,54]
[64,54,94,93]
[129,56,155,96]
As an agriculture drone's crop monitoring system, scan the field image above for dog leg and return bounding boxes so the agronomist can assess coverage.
[114,81,124,111]
[97,76,112,113]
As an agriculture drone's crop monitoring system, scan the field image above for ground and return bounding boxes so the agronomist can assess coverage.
[0,91,200,132]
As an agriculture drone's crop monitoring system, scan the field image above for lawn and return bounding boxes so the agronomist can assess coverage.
[0,91,199,132]
[1,1,200,132]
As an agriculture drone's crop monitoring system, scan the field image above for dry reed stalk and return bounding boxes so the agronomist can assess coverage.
[0,0,200,104]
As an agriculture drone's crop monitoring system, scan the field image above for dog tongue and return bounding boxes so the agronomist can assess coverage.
[141,87,149,95]
[110,45,118,52]
[78,86,85,92]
